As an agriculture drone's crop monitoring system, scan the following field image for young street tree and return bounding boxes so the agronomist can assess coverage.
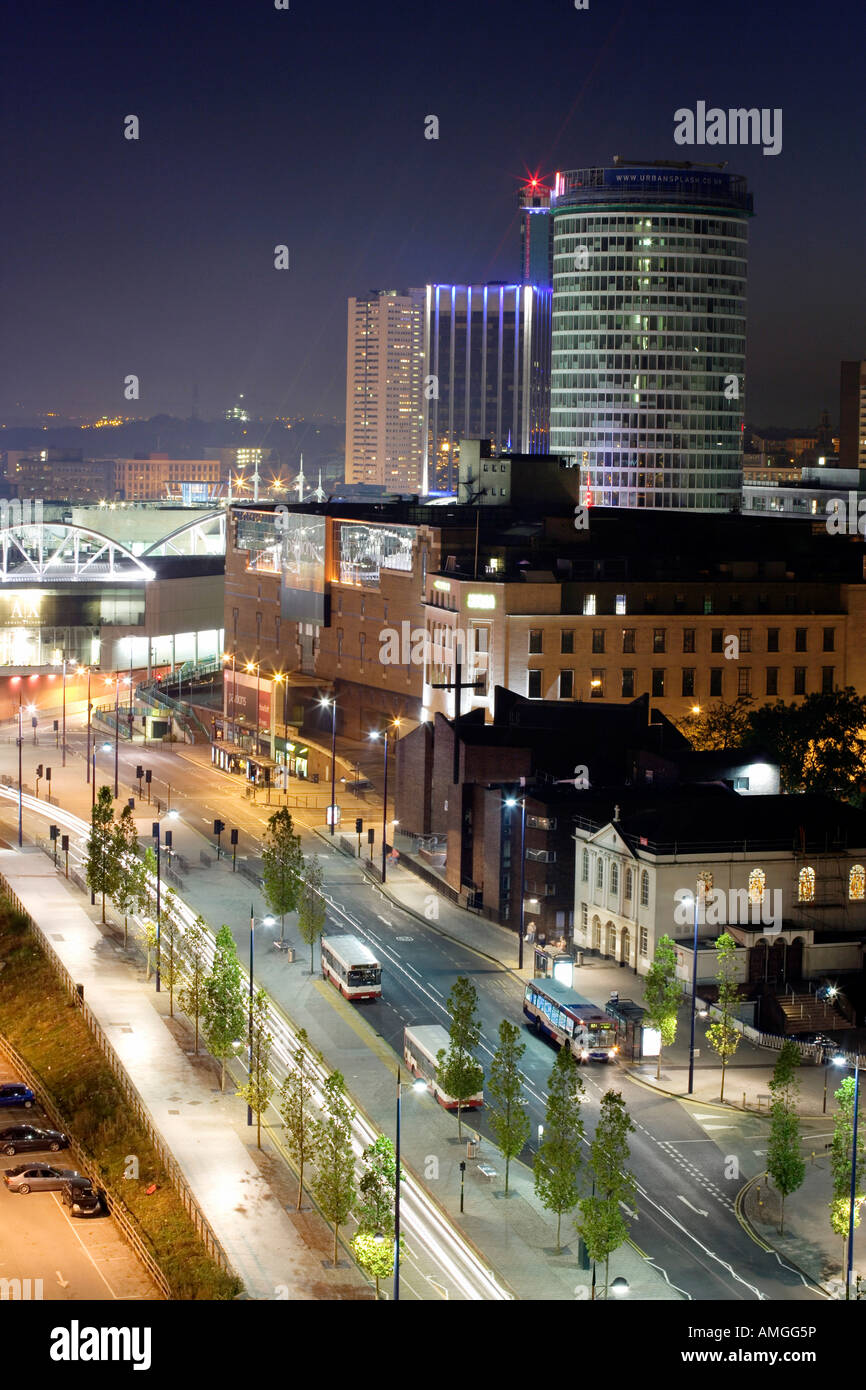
[643,933,681,1080]
[261,808,304,941]
[280,1028,318,1211]
[312,1070,356,1266]
[159,889,183,1018]
[488,1019,531,1195]
[138,846,159,979]
[436,975,484,1139]
[111,804,145,947]
[576,1089,636,1298]
[297,854,326,972]
[351,1135,402,1298]
[705,932,742,1102]
[767,1040,805,1234]
[178,915,209,1055]
[236,987,274,1150]
[202,924,247,1092]
[829,1073,865,1269]
[87,785,119,923]
[533,1044,584,1253]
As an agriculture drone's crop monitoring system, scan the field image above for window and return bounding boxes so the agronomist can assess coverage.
[621,669,635,698]
[561,630,574,654]
[592,630,605,654]
[622,629,635,653]
[794,667,806,695]
[583,594,597,615]
[596,857,604,889]
[798,867,815,903]
[683,628,695,653]
[610,862,619,894]
[748,868,766,904]
[766,667,778,696]
[559,669,574,699]
[849,865,865,901]
[710,668,723,696]
[733,776,750,791]
[653,628,666,653]
[739,628,752,653]
[337,628,344,661]
[528,815,556,830]
[651,669,665,697]
[822,666,834,694]
[703,596,713,614]
[528,630,542,654]
[581,903,588,928]
[682,669,695,697]
[698,871,714,896]
[823,627,835,652]
[359,632,366,665]
[639,926,649,957]
[581,848,589,882]
[615,594,627,615]
[795,628,807,652]
[640,871,650,906]
[528,669,542,699]
[738,667,752,696]
[711,629,724,653]
[590,670,605,697]
[625,868,633,900]
[767,628,779,652]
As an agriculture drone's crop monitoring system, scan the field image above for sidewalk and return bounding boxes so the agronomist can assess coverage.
[0,847,371,1302]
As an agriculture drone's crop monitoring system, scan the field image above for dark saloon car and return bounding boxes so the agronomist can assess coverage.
[0,1125,69,1156]
[61,1182,104,1217]
[3,1165,91,1194]
[0,1084,35,1109]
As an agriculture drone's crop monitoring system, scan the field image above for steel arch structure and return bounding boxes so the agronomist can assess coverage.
[141,511,226,558]
[0,522,155,583]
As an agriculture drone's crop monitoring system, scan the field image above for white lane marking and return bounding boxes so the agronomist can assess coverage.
[700,1124,735,1131]
[676,1195,709,1218]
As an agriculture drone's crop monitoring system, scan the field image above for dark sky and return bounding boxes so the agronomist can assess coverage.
[2,0,863,428]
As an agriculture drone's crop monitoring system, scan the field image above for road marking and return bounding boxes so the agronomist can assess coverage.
[619,1201,638,1221]
[700,1124,736,1131]
[56,1270,69,1288]
[376,915,393,927]
[676,1195,709,1217]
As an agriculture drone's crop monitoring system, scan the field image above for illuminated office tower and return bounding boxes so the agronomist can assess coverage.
[840,361,866,473]
[550,163,753,510]
[519,176,553,287]
[345,289,425,490]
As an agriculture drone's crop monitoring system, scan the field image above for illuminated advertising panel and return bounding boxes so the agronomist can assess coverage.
[337,521,414,588]
[225,670,272,729]
[279,514,327,622]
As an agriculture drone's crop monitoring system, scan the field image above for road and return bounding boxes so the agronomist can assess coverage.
[1,720,826,1301]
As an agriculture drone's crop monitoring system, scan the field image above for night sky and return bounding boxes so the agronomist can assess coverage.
[2,0,862,428]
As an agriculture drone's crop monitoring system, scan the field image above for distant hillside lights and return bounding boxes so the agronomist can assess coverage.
[0,498,43,528]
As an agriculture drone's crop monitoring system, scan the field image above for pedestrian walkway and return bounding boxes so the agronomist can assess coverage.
[0,848,370,1302]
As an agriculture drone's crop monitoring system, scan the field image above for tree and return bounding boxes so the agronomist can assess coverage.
[575,1089,636,1298]
[643,933,681,1080]
[829,1074,866,1270]
[312,1071,356,1266]
[767,1041,805,1233]
[705,932,742,1102]
[111,804,146,947]
[436,976,484,1139]
[138,846,159,979]
[236,987,274,1149]
[202,924,246,1092]
[351,1135,402,1298]
[178,916,209,1054]
[674,697,754,750]
[86,786,119,923]
[158,889,183,1017]
[261,808,303,940]
[745,687,866,796]
[280,1028,318,1211]
[488,1020,530,1194]
[297,855,326,972]
[533,1044,584,1253]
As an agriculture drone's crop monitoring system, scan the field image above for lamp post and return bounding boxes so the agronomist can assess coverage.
[248,905,276,1125]
[320,696,337,835]
[84,667,92,786]
[833,1054,862,1300]
[392,1067,425,1301]
[61,657,67,768]
[16,684,23,848]
[369,719,401,882]
[504,793,527,971]
[687,882,704,1097]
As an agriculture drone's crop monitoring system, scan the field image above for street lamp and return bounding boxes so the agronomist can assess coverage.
[833,1054,862,1300]
[82,666,93,786]
[369,719,401,882]
[393,1067,426,1301]
[687,881,706,1097]
[504,793,527,971]
[14,679,23,848]
[247,905,276,1126]
[320,696,337,835]
[245,661,261,758]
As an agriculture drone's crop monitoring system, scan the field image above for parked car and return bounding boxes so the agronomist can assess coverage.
[0,1084,35,1109]
[60,1182,104,1217]
[3,1165,91,1195]
[0,1125,69,1156]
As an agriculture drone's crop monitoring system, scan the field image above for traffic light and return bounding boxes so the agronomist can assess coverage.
[45,768,51,781]
[355,818,363,834]
[136,765,144,780]
[230,828,238,845]
[49,825,59,841]
[36,765,43,779]
[213,819,225,836]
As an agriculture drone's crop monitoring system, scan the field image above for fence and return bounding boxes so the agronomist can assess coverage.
[0,874,236,1283]
[698,994,866,1071]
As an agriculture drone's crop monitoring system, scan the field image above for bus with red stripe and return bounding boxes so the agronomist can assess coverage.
[403,1024,484,1110]
[321,935,382,1000]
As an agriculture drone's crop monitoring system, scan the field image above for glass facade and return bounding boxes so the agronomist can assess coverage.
[550,167,752,511]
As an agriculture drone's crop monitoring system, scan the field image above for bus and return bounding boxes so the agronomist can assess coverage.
[403,1024,484,1110]
[320,935,382,1001]
[523,979,618,1062]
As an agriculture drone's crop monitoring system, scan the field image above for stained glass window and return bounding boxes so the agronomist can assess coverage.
[748,868,766,904]
[849,865,865,901]
[798,867,815,903]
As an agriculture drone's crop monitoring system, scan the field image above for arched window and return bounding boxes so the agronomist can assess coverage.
[625,867,633,901]
[798,867,815,903]
[592,917,601,951]
[610,862,619,894]
[698,871,714,895]
[640,870,650,907]
[850,865,865,901]
[596,856,604,889]
[581,848,589,883]
[749,868,766,904]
